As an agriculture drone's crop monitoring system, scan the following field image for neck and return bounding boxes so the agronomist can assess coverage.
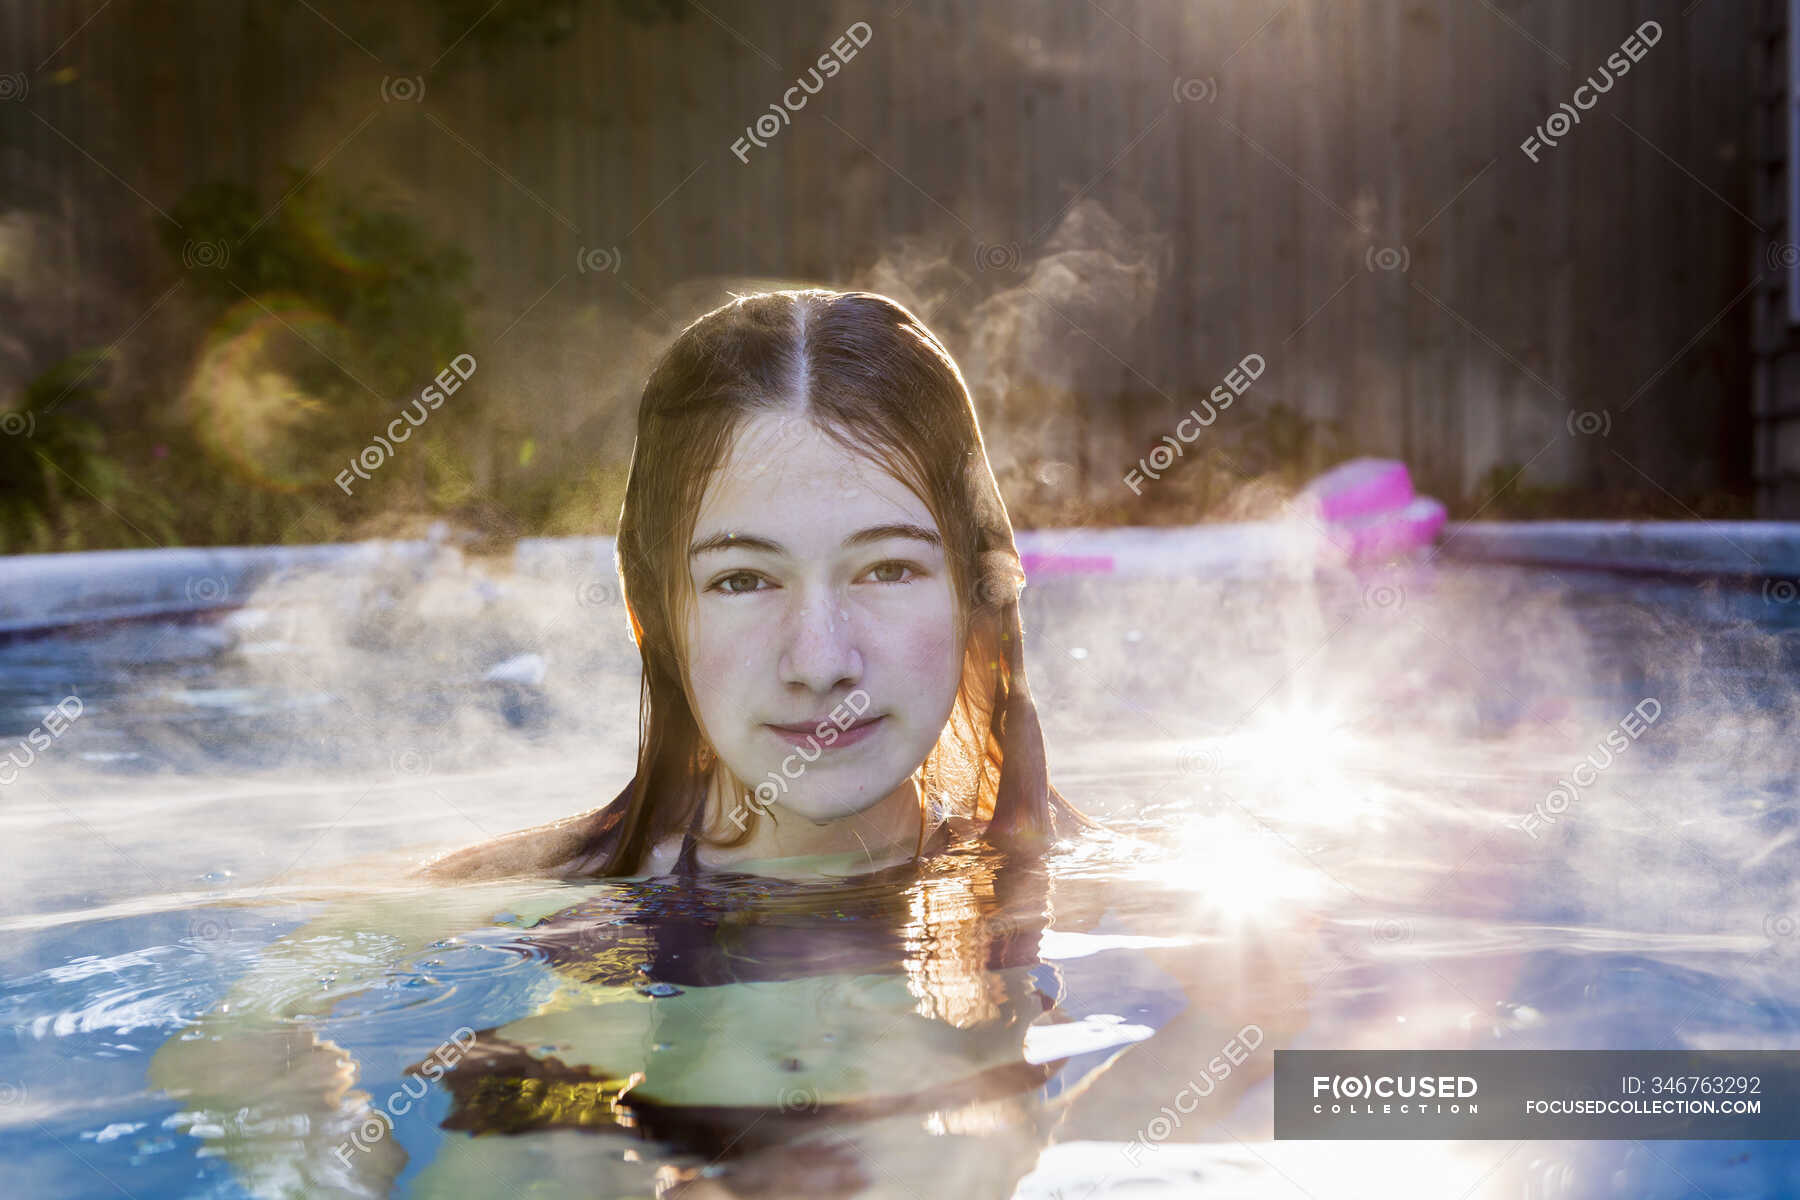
[702,769,925,869]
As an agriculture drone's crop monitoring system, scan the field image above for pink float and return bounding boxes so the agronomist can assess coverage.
[1300,458,1447,563]
[1019,552,1115,577]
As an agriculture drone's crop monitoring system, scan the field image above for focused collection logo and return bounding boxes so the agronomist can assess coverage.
[1310,1073,1480,1116]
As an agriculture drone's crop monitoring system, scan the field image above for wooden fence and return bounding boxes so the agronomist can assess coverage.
[0,0,1758,519]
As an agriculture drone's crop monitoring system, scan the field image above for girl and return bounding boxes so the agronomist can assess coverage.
[421,287,1094,883]
[150,290,1303,1199]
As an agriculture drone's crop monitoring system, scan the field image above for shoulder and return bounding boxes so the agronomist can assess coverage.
[640,833,684,876]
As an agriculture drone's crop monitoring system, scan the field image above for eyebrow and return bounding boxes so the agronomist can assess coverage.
[689,522,942,559]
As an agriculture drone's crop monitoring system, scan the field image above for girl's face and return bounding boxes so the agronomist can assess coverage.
[681,409,964,825]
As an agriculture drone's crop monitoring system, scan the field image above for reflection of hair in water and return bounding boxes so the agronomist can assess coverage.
[555,288,1094,878]
[418,844,1064,1181]
[901,848,1053,1029]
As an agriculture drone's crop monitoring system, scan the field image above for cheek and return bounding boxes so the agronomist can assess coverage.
[685,624,753,726]
[891,610,963,711]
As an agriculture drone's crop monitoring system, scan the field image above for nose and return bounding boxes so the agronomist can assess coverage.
[777,583,863,696]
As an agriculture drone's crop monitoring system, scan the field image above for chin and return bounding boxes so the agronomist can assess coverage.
[769,769,908,824]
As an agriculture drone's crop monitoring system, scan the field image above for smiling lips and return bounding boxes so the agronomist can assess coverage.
[765,714,885,748]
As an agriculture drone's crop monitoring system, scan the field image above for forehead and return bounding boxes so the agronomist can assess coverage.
[693,411,936,542]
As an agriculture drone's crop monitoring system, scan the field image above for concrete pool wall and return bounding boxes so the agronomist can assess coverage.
[2,521,1797,639]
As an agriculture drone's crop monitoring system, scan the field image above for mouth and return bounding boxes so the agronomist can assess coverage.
[764,713,885,747]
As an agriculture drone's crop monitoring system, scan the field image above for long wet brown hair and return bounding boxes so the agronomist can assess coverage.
[564,288,1091,877]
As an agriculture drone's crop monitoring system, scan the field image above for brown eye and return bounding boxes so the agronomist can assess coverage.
[709,571,767,596]
[865,561,918,584]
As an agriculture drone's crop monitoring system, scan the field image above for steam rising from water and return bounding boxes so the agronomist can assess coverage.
[3,534,1796,957]
[4,538,1799,1200]
[854,197,1176,523]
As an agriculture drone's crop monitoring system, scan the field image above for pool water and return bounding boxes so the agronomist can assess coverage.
[2,549,1798,1198]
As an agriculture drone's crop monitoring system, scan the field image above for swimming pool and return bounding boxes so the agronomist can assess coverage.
[3,543,1798,1198]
